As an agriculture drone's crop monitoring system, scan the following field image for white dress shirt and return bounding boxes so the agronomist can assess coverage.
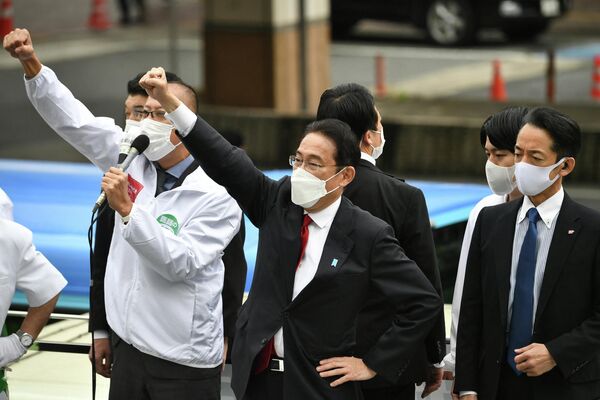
[444,193,506,372]
[460,188,564,397]
[25,66,242,368]
[508,188,563,326]
[360,151,376,166]
[273,196,342,357]
[0,219,67,329]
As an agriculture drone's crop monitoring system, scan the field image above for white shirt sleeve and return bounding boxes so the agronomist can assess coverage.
[24,65,122,172]
[0,188,14,221]
[14,222,67,307]
[166,103,197,137]
[119,194,242,282]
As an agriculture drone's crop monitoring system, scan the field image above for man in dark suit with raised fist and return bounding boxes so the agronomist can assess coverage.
[140,67,443,400]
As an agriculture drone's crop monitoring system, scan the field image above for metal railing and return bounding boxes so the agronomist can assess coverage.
[6,310,90,354]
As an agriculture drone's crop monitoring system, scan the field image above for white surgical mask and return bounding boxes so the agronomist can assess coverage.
[370,129,385,160]
[141,118,180,161]
[514,157,565,196]
[291,166,346,209]
[485,160,517,196]
[120,119,142,155]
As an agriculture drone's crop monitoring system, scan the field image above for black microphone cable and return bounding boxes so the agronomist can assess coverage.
[87,199,109,400]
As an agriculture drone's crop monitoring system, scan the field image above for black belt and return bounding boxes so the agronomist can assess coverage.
[269,358,284,372]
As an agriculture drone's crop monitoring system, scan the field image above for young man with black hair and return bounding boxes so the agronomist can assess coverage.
[444,107,527,379]
[317,83,445,400]
[455,107,600,399]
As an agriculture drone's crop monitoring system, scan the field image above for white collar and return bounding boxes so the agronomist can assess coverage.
[360,151,376,166]
[306,196,342,229]
[517,187,564,229]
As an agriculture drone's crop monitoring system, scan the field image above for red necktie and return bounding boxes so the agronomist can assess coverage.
[296,214,312,270]
[254,214,312,374]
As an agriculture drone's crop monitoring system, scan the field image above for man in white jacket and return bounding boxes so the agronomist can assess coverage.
[4,28,242,400]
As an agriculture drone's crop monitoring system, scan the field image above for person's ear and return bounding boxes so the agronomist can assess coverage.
[362,131,374,147]
[559,157,575,177]
[339,166,355,187]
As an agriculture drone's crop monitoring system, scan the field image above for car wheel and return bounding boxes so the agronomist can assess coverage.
[425,0,476,46]
[502,20,549,42]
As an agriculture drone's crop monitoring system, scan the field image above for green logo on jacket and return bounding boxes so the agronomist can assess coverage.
[157,214,180,235]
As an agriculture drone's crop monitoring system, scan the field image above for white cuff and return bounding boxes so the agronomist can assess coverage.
[460,391,478,397]
[93,330,109,339]
[442,352,456,372]
[23,64,45,81]
[166,103,197,138]
[433,361,445,368]
[119,204,138,233]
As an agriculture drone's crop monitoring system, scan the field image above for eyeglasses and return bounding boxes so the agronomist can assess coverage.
[288,155,340,173]
[140,109,168,120]
[130,109,146,121]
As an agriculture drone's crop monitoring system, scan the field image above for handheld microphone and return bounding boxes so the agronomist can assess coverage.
[118,143,131,164]
[119,121,143,163]
[93,134,150,212]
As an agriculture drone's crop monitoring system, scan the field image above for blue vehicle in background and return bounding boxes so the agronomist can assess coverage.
[0,158,490,311]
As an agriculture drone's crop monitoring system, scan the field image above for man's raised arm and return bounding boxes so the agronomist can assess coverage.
[3,28,122,171]
[140,67,278,228]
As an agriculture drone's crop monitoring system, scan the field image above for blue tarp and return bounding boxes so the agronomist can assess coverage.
[0,159,490,310]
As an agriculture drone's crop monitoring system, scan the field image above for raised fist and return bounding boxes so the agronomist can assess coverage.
[3,28,35,61]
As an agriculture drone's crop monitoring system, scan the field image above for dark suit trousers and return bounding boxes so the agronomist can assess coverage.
[496,363,533,400]
[361,383,414,400]
[109,335,221,400]
[244,370,283,400]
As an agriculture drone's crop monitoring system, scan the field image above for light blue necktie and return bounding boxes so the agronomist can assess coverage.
[507,207,540,375]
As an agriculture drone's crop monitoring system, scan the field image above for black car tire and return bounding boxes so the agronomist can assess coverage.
[425,0,476,46]
[502,20,549,42]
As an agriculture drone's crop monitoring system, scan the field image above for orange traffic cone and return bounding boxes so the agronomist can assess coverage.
[591,55,600,101]
[88,0,111,31]
[490,59,507,102]
[0,0,14,38]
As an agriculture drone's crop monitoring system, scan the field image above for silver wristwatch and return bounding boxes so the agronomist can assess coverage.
[16,329,34,348]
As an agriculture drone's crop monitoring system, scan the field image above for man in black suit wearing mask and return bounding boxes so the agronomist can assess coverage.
[455,107,600,400]
[317,83,446,400]
[139,67,443,400]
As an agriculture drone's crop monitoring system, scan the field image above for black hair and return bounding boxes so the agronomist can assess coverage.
[316,83,377,144]
[303,119,361,168]
[479,106,529,152]
[127,72,147,97]
[522,107,581,160]
[127,71,198,112]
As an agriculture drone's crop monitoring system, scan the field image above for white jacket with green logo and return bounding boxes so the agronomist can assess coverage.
[25,66,242,368]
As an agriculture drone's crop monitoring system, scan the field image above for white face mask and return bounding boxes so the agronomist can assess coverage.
[370,129,385,160]
[514,157,565,196]
[121,119,142,155]
[140,118,180,161]
[485,160,517,196]
[291,166,346,209]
